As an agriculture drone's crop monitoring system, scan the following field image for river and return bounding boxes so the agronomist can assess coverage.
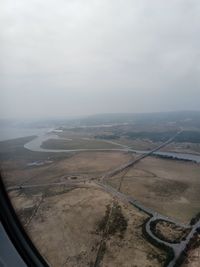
[23,132,200,163]
[0,127,200,163]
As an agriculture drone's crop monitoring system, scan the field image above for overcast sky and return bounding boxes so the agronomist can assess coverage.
[1,0,200,119]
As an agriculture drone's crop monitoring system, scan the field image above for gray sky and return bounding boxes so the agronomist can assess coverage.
[1,0,200,119]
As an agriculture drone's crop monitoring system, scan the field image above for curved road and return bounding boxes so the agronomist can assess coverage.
[19,130,200,266]
[97,182,200,267]
[8,176,200,267]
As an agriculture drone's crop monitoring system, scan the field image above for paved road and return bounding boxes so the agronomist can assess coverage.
[97,130,200,266]
[101,130,183,181]
[8,175,199,267]
[24,130,200,163]
[97,182,200,267]
[10,129,200,267]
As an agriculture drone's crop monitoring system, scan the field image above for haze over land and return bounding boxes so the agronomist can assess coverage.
[1,110,200,267]
[1,2,200,266]
[1,0,200,119]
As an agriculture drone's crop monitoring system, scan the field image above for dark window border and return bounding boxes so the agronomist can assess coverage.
[0,174,49,267]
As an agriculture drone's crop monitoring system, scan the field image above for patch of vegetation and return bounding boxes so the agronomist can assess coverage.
[142,217,174,267]
[18,206,35,224]
[147,180,188,197]
[97,204,110,233]
[147,251,166,264]
[108,203,128,238]
[174,131,200,143]
[96,203,128,239]
[125,131,177,142]
[121,130,200,144]
[190,212,200,225]
[174,228,200,267]
[153,154,193,162]
[93,241,107,267]
[189,230,200,250]
[93,203,127,267]
[70,176,77,179]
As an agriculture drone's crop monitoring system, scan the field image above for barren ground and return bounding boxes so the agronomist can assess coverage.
[9,186,167,267]
[107,157,200,223]
[2,151,133,187]
[2,134,200,267]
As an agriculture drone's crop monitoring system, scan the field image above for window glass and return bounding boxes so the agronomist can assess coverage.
[1,1,200,266]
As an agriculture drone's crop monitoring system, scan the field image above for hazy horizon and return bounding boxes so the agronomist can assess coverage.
[0,110,200,123]
[1,0,200,119]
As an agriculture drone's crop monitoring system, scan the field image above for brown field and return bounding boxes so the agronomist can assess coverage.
[2,151,133,187]
[2,134,200,266]
[51,151,133,177]
[107,157,200,223]
[10,186,113,267]
[9,185,167,267]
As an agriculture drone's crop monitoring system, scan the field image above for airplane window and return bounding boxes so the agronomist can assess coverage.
[1,1,200,267]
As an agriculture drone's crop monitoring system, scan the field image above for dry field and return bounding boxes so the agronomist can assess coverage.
[49,151,133,178]
[2,151,133,187]
[10,185,113,267]
[2,135,200,266]
[107,157,200,223]
[9,185,167,267]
